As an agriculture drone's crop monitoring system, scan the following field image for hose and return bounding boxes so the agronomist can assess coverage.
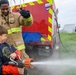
[54,11,69,52]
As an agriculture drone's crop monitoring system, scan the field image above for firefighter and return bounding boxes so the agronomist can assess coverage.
[0,25,21,75]
[0,0,33,60]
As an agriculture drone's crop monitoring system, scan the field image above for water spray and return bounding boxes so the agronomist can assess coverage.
[9,57,76,69]
[30,59,76,68]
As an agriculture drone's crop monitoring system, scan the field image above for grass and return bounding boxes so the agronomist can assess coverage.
[59,32,76,58]
[58,32,76,75]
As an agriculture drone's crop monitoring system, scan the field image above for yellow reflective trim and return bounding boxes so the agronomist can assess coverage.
[47,0,53,4]
[48,26,52,33]
[8,30,12,34]
[21,4,27,7]
[41,37,45,41]
[11,6,15,10]
[48,35,52,41]
[16,6,20,9]
[16,44,25,50]
[49,8,53,15]
[8,27,21,34]
[37,0,43,4]
[48,17,52,24]
[29,2,35,6]
[11,28,21,32]
[25,15,32,21]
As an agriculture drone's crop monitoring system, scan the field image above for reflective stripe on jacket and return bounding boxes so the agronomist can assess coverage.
[8,27,21,34]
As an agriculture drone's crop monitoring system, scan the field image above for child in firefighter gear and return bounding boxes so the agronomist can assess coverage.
[0,25,20,75]
[0,0,33,60]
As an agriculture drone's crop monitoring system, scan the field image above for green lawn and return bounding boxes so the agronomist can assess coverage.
[59,32,76,58]
[58,32,76,75]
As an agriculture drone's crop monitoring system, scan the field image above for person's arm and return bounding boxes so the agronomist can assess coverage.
[10,50,21,60]
[0,49,4,75]
[10,45,21,60]
[0,57,3,75]
[1,50,19,75]
[18,9,33,26]
[0,46,19,75]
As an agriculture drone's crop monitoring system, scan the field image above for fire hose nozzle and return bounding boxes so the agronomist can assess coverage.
[23,58,34,68]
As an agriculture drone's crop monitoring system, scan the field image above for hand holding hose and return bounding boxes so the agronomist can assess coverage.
[20,8,30,18]
[9,56,34,68]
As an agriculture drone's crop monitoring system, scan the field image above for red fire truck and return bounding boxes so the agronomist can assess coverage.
[12,0,59,59]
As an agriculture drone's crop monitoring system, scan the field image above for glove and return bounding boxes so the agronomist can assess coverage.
[20,8,30,18]
[2,65,19,75]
